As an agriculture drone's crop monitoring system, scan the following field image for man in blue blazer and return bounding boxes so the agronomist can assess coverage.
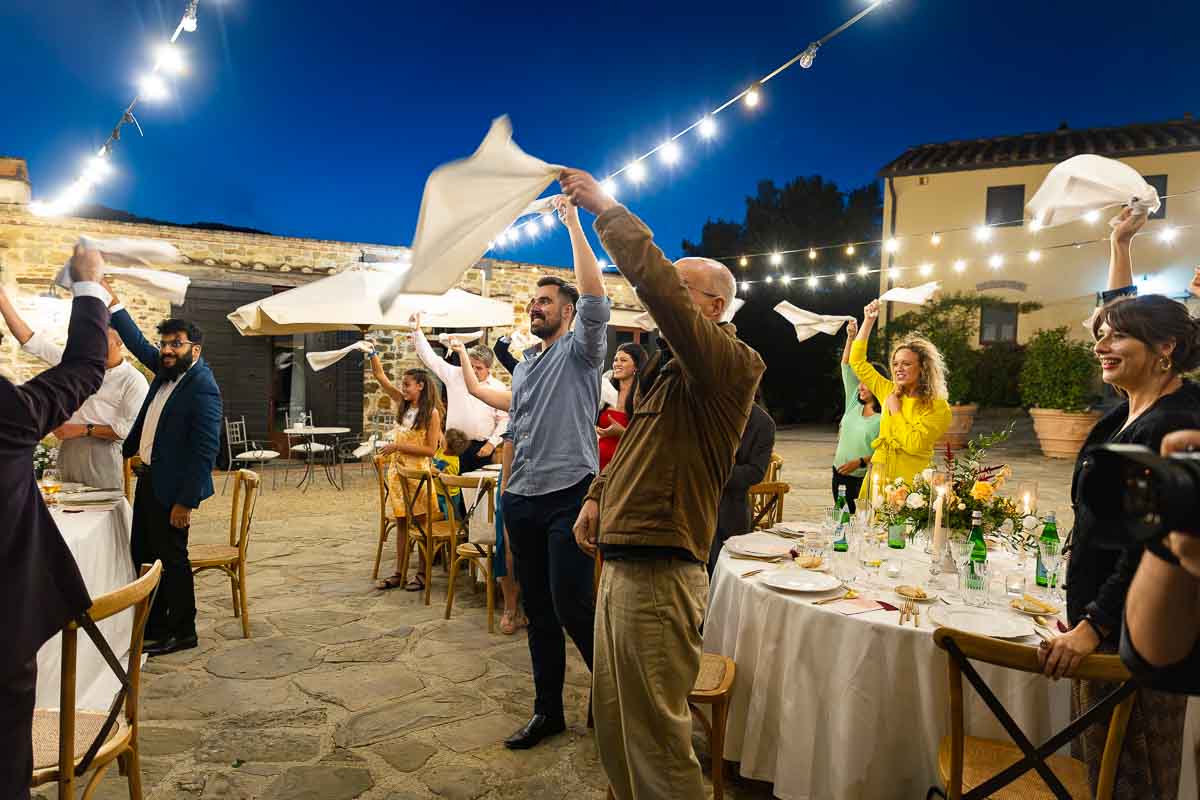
[107,284,222,656]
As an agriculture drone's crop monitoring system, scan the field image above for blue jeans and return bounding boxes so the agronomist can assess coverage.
[502,476,595,721]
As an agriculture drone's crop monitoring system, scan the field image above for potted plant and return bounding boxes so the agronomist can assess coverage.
[1019,326,1103,458]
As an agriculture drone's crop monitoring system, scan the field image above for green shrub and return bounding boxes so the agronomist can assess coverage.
[973,343,1025,407]
[1019,327,1101,412]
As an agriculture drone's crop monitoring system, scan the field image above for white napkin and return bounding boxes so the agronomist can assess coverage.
[54,235,187,303]
[436,331,483,347]
[773,302,855,343]
[381,116,562,306]
[880,281,940,305]
[305,340,374,372]
[507,327,539,358]
[600,371,619,408]
[1026,154,1161,229]
[632,297,745,332]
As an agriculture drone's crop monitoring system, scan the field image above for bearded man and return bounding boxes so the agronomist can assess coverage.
[108,284,222,656]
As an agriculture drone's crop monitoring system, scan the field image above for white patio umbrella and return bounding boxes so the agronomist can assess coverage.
[226,263,514,336]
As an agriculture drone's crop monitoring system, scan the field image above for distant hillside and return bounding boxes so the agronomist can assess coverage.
[75,204,272,236]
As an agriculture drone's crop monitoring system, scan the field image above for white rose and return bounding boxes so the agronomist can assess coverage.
[957,502,967,511]
[905,492,927,510]
[922,468,935,483]
[1022,515,1040,532]
[999,518,1014,535]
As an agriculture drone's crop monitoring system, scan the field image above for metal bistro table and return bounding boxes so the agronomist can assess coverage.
[283,426,350,491]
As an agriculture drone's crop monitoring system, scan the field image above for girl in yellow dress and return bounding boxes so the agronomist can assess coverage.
[849,299,952,501]
[369,354,444,591]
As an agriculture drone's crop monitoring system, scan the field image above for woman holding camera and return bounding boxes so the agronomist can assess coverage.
[1039,210,1200,797]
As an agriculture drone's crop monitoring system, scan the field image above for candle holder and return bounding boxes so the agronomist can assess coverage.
[1017,481,1039,518]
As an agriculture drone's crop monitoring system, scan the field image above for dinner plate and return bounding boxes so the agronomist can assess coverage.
[724,532,794,559]
[761,569,841,593]
[928,605,1033,639]
[60,489,124,504]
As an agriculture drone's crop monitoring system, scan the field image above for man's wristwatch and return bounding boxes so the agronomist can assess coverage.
[85,424,94,438]
[859,457,867,469]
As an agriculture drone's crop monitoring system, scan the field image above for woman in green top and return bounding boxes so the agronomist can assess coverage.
[832,318,882,513]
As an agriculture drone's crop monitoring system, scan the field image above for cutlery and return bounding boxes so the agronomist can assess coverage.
[913,602,921,628]
[812,590,856,606]
[900,600,910,626]
[740,568,767,578]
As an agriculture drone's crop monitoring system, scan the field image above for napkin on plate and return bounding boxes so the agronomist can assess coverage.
[1026,154,1161,229]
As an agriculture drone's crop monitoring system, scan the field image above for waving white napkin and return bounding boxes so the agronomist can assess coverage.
[53,235,188,303]
[436,331,483,347]
[632,297,745,332]
[305,340,374,372]
[600,371,619,409]
[880,281,940,306]
[381,116,562,306]
[1026,154,1161,229]
[773,302,855,343]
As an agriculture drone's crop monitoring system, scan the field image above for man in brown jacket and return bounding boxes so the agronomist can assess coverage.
[562,168,765,799]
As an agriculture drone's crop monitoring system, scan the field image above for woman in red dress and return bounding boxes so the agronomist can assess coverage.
[597,342,646,471]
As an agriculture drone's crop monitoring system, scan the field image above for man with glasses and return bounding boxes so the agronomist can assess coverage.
[561,168,764,799]
[108,284,222,656]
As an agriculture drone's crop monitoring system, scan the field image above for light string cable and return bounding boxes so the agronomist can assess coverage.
[30,0,202,217]
[489,0,891,248]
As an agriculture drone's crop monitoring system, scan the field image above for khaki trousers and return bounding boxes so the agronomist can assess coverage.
[593,558,709,800]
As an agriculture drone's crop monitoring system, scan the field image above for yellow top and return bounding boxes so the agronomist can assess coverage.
[849,339,953,498]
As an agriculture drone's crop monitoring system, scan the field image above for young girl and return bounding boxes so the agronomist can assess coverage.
[369,355,444,592]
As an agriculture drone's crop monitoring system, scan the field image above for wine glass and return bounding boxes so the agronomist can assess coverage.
[41,468,62,494]
[1038,539,1065,604]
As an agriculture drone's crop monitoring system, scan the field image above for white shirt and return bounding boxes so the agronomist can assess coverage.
[22,333,149,439]
[411,329,509,445]
[138,364,192,465]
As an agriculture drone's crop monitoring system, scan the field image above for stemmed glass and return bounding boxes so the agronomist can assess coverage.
[948,534,973,599]
[1038,538,1065,604]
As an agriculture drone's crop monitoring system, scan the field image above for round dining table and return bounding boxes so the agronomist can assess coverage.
[703,528,1072,800]
[283,425,351,491]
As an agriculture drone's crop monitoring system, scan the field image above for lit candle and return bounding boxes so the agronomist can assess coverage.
[1022,492,1032,516]
[932,485,947,559]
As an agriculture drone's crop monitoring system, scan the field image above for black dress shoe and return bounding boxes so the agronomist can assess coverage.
[504,714,566,750]
[144,634,198,657]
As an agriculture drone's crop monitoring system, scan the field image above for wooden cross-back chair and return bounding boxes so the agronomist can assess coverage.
[31,560,163,800]
[748,482,789,530]
[371,456,399,581]
[189,469,260,639]
[439,473,498,632]
[927,627,1136,800]
[763,452,784,483]
[394,465,456,606]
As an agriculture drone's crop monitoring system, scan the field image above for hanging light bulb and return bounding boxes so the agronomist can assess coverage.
[626,161,647,183]
[597,260,608,269]
[155,43,186,74]
[919,263,933,277]
[1083,210,1101,224]
[769,252,783,266]
[698,116,717,139]
[541,213,555,230]
[857,264,870,277]
[1029,218,1043,233]
[930,233,942,246]
[781,274,793,284]
[181,2,198,32]
[953,259,967,273]
[974,225,993,242]
[806,275,818,288]
[808,249,817,261]
[82,154,112,184]
[885,238,900,253]
[888,267,901,280]
[743,82,762,108]
[1159,226,1179,244]
[138,73,169,101]
[1027,250,1042,263]
[738,256,748,268]
[659,140,681,165]
[740,281,750,292]
[845,244,856,256]
[601,178,618,198]
[798,42,820,69]
[765,275,775,284]
[836,272,847,284]
[989,254,1004,269]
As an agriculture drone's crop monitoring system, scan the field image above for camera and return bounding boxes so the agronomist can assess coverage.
[1079,443,1200,547]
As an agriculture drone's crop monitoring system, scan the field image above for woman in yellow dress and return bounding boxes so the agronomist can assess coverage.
[849,298,952,500]
[368,354,444,591]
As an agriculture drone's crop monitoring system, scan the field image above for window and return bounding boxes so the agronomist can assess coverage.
[1145,174,1168,219]
[985,185,1025,228]
[980,302,1019,344]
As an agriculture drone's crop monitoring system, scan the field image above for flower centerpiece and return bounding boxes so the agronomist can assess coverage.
[874,426,1040,551]
[33,439,57,480]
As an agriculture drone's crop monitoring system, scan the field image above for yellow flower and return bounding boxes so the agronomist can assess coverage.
[970,481,995,502]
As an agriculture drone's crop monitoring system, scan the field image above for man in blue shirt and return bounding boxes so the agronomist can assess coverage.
[500,197,610,749]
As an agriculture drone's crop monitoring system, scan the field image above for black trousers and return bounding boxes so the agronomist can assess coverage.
[459,439,492,474]
[503,477,595,722]
[0,657,36,798]
[831,467,865,516]
[131,472,196,640]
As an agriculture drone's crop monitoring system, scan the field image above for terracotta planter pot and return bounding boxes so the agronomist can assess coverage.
[1028,408,1104,459]
[938,404,978,452]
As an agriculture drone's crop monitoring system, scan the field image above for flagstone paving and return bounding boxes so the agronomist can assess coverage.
[39,422,1073,799]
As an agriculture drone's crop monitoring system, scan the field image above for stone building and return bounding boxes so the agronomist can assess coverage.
[0,156,649,460]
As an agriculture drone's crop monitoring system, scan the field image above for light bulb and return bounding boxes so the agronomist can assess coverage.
[601,178,618,198]
[138,73,169,101]
[974,225,993,242]
[769,253,783,266]
[29,200,53,217]
[919,263,933,277]
[698,116,717,139]
[1159,226,1178,244]
[808,249,817,260]
[738,256,748,268]
[626,161,647,183]
[930,233,942,246]
[658,140,681,165]
[82,155,112,184]
[806,276,818,288]
[541,214,555,229]
[765,276,775,284]
[739,281,750,292]
[888,268,900,280]
[1083,210,1101,224]
[953,259,966,273]
[181,8,198,32]
[597,260,608,269]
[989,254,1004,269]
[781,274,793,284]
[744,83,761,108]
[1027,250,1042,263]
[798,42,820,69]
[523,224,537,239]
[1029,218,1043,233]
[836,272,847,284]
[845,244,856,256]
[155,43,186,74]
[857,264,870,277]
[885,238,900,253]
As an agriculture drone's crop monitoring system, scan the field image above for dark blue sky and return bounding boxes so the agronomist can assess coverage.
[4,1,1198,268]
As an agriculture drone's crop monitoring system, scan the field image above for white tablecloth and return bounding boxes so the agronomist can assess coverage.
[36,500,135,711]
[703,533,1071,800]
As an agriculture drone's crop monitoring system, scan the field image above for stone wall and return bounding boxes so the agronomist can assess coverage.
[0,203,643,432]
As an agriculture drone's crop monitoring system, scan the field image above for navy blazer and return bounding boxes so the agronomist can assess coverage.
[111,308,222,511]
[1,295,106,672]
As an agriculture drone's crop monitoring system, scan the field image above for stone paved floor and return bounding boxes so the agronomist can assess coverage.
[45,421,1074,800]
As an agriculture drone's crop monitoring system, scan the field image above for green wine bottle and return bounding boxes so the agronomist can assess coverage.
[1036,511,1058,588]
[833,486,849,552]
[966,510,987,590]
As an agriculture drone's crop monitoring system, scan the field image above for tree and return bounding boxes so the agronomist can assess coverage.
[682,176,883,424]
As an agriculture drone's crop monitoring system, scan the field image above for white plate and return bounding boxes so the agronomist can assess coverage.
[725,533,794,559]
[482,464,502,472]
[928,605,1034,639]
[60,489,124,504]
[761,569,841,593]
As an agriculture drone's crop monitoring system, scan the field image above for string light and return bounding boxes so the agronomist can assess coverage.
[781,274,793,284]
[836,272,847,284]
[138,73,169,101]
[919,263,933,277]
[1159,226,1179,243]
[989,254,1004,269]
[807,275,818,288]
[1029,218,1044,233]
[738,256,749,268]
[797,42,820,69]
[597,260,608,269]
[1027,249,1042,263]
[601,178,618,198]
[974,225,993,242]
[857,264,870,277]
[659,140,681,166]
[885,238,900,253]
[626,161,647,183]
[770,252,783,266]
[845,244,856,256]
[740,281,750,292]
[744,82,762,108]
[541,213,555,229]
[953,259,967,273]
[888,267,901,279]
[1083,210,1101,224]
[81,154,112,184]
[765,275,775,284]
[698,116,717,139]
[154,43,186,74]
[930,233,942,246]
[808,248,817,260]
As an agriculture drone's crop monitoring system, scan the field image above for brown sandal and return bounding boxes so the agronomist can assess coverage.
[404,575,425,592]
[376,574,405,591]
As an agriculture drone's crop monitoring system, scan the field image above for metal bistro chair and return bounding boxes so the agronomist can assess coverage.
[223,416,279,492]
[189,470,261,639]
[30,560,163,800]
[927,627,1137,800]
[350,414,395,478]
[748,481,789,530]
[441,473,498,632]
